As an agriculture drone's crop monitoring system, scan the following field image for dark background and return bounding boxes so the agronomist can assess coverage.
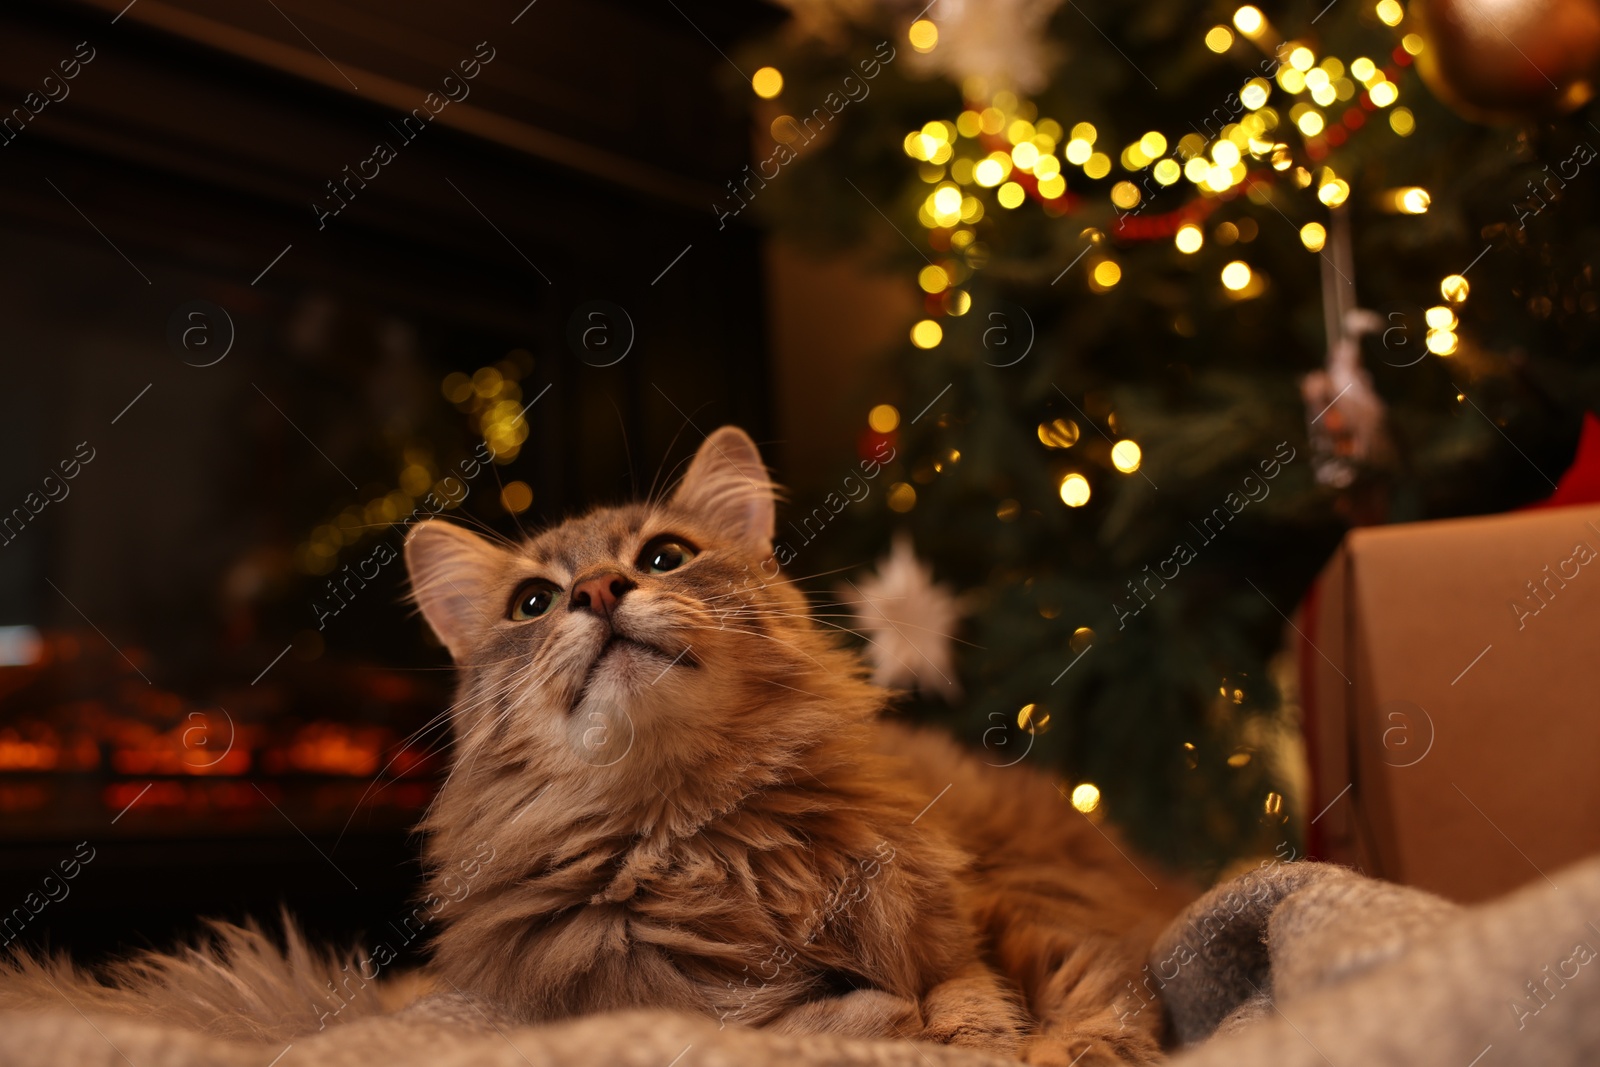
[0,0,780,963]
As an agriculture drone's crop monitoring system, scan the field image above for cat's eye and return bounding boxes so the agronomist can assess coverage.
[636,536,697,575]
[509,579,561,621]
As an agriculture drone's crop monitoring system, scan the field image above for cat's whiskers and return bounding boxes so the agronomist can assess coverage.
[342,652,544,826]
[609,395,638,502]
[677,620,835,674]
[719,607,950,683]
[739,607,984,650]
[336,657,549,850]
[446,510,523,551]
[758,676,824,699]
[696,562,869,603]
[640,593,776,658]
[418,654,553,802]
[332,707,460,852]
[451,657,552,771]
[645,409,717,509]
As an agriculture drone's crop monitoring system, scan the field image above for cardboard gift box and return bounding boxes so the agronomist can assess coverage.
[1299,503,1600,903]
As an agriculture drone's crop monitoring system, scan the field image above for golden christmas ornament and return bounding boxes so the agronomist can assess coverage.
[1412,0,1600,121]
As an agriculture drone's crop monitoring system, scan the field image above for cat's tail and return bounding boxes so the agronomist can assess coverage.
[0,912,432,1043]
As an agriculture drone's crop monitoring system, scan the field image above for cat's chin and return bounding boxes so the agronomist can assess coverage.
[568,633,694,713]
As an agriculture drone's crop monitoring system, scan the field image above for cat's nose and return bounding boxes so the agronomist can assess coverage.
[570,569,636,619]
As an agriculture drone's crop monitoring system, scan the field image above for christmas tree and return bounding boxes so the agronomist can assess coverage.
[735,0,1600,874]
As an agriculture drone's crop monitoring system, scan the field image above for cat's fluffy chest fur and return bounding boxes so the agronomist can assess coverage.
[421,699,987,1024]
[404,427,1187,1064]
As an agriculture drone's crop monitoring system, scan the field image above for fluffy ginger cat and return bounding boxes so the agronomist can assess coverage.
[405,426,1186,1064]
[0,427,1185,1065]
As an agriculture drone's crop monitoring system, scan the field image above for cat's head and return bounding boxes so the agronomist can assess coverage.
[405,426,869,800]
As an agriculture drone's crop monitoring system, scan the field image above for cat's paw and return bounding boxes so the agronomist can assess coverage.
[920,1015,1027,1057]
[771,988,923,1040]
[919,966,1030,1056]
[1022,1028,1164,1067]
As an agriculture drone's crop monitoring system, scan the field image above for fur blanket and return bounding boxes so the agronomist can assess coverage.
[5,856,1599,1066]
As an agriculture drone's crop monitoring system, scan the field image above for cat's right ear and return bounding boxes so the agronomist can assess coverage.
[671,425,777,550]
[405,520,507,661]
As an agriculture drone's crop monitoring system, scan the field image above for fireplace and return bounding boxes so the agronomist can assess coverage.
[0,0,776,961]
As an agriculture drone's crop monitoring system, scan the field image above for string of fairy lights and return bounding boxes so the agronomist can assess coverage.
[752,0,1473,522]
[748,0,1481,818]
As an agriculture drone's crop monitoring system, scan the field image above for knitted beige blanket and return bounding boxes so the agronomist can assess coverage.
[4,856,1597,1066]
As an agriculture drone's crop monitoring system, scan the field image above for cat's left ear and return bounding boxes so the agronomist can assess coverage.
[671,426,776,548]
